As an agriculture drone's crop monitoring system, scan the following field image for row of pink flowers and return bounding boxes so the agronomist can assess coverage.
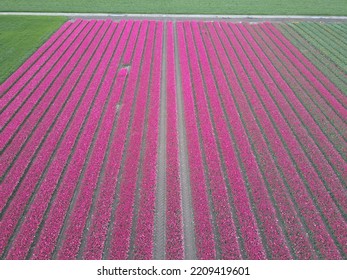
[1,19,345,260]
[247,24,347,163]
[0,20,86,128]
[204,21,310,259]
[56,23,131,260]
[217,21,326,259]
[164,22,184,260]
[243,23,347,208]
[176,22,216,259]
[0,21,97,210]
[132,22,164,259]
[107,21,156,260]
[0,20,95,178]
[217,21,293,259]
[224,22,346,258]
[29,20,119,260]
[264,23,347,121]
[188,21,248,259]
[81,21,145,260]
[229,23,347,255]
[0,20,75,107]
[0,20,111,259]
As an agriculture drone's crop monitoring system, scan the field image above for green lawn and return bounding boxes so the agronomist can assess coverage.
[0,0,346,16]
[0,16,66,84]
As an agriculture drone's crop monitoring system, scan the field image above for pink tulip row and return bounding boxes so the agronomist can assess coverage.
[0,19,105,253]
[224,22,339,259]
[187,21,247,259]
[0,20,99,210]
[247,24,347,159]
[209,21,324,259]
[207,22,292,259]
[70,21,135,259]
[277,23,347,108]
[0,20,116,260]
[0,20,86,161]
[7,21,117,260]
[201,21,282,259]
[199,22,271,260]
[239,21,347,183]
[0,20,97,178]
[0,20,90,182]
[229,23,347,247]
[84,21,148,258]
[107,21,157,260]
[28,20,122,260]
[55,23,133,260]
[164,22,184,260]
[57,69,128,259]
[244,23,347,194]
[132,22,164,259]
[222,22,346,258]
[0,21,72,99]
[176,22,216,259]
[0,20,76,110]
[202,21,307,259]
[0,19,85,128]
[122,22,141,65]
[211,21,332,259]
[79,21,143,260]
[261,23,347,141]
[263,23,347,121]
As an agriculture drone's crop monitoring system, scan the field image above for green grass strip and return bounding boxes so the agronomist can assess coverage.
[0,0,346,16]
[0,15,67,84]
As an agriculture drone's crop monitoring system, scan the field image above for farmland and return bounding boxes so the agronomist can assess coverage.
[0,0,347,16]
[0,19,346,260]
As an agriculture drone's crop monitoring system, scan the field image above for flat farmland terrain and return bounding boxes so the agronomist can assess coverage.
[0,19,346,260]
[0,0,347,16]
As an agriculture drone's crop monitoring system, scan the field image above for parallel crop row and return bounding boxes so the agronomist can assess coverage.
[0,19,346,260]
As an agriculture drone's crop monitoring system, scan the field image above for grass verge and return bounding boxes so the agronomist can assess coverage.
[0,16,66,84]
[0,0,346,16]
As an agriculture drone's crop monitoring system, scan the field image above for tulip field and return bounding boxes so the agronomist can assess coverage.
[0,19,346,260]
